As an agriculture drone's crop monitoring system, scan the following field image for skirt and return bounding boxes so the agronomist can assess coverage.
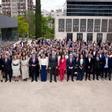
[41,65,47,81]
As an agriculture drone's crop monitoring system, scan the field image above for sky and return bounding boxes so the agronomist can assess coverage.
[0,0,66,11]
[40,0,66,11]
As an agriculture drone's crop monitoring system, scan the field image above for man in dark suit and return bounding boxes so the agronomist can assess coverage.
[3,54,12,82]
[99,53,105,79]
[49,51,58,82]
[85,54,93,80]
[66,53,75,81]
[0,54,4,82]
[104,53,110,80]
[29,53,39,82]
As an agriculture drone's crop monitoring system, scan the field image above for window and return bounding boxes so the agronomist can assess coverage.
[101,19,108,32]
[87,33,93,42]
[58,19,65,32]
[73,19,79,32]
[108,19,112,32]
[94,19,101,32]
[87,19,93,32]
[97,33,103,43]
[66,19,72,32]
[107,33,112,42]
[80,19,86,32]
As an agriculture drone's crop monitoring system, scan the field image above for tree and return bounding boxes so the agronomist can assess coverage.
[35,0,42,38]
[18,16,29,38]
[26,11,35,37]
[41,16,54,39]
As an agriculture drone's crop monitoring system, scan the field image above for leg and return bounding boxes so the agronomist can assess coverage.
[34,70,38,82]
[9,70,12,82]
[53,68,57,82]
[0,70,3,82]
[67,70,70,81]
[50,68,52,82]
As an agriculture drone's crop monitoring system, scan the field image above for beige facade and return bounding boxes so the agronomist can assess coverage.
[55,16,112,42]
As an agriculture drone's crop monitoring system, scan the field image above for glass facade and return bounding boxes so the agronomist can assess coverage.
[94,19,101,32]
[80,19,86,32]
[108,19,112,32]
[101,19,108,32]
[58,19,65,32]
[73,19,79,32]
[107,33,112,42]
[87,19,93,32]
[87,33,93,42]
[66,19,72,32]
[67,1,112,16]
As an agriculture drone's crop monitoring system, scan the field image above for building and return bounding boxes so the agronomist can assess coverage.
[50,9,65,18]
[0,5,2,14]
[0,15,18,41]
[2,0,33,17]
[55,0,112,42]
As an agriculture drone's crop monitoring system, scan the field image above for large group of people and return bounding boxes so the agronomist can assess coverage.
[0,39,112,82]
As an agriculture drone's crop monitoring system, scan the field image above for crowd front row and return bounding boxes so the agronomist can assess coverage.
[0,49,112,82]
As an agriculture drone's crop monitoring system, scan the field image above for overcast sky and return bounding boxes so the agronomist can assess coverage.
[0,0,66,11]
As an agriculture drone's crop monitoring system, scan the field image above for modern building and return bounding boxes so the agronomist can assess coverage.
[55,0,112,42]
[2,0,33,17]
[0,5,2,14]
[0,15,18,41]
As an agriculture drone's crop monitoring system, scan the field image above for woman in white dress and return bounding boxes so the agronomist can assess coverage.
[21,53,29,81]
[12,55,21,81]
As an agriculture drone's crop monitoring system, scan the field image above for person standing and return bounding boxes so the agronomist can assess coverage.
[3,54,12,82]
[21,53,29,81]
[39,54,48,82]
[66,53,75,81]
[29,53,39,82]
[12,55,21,81]
[104,53,110,80]
[49,51,58,82]
[94,53,100,80]
[77,54,85,81]
[59,54,66,81]
[0,54,4,82]
[85,54,93,80]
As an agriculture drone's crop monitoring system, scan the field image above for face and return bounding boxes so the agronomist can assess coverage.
[62,55,64,58]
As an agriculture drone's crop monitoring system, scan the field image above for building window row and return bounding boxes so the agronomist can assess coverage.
[58,18,112,33]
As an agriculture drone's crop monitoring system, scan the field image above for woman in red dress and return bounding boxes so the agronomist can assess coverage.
[59,54,66,81]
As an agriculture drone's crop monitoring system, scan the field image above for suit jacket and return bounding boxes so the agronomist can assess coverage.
[85,58,93,70]
[3,58,12,72]
[66,57,75,71]
[49,55,58,68]
[29,57,39,71]
[0,58,4,70]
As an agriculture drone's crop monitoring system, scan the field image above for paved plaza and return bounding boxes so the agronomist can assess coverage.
[0,80,112,112]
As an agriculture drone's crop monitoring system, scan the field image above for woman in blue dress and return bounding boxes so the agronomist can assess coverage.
[39,54,48,82]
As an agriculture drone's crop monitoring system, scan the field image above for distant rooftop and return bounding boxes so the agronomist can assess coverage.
[0,15,18,28]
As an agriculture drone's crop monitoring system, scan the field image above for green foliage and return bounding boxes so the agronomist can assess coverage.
[41,16,54,39]
[18,16,29,38]
[18,10,54,39]
[26,11,35,37]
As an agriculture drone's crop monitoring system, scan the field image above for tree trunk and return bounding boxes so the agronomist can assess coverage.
[35,0,41,38]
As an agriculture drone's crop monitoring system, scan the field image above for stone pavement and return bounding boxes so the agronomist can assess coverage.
[0,80,112,112]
